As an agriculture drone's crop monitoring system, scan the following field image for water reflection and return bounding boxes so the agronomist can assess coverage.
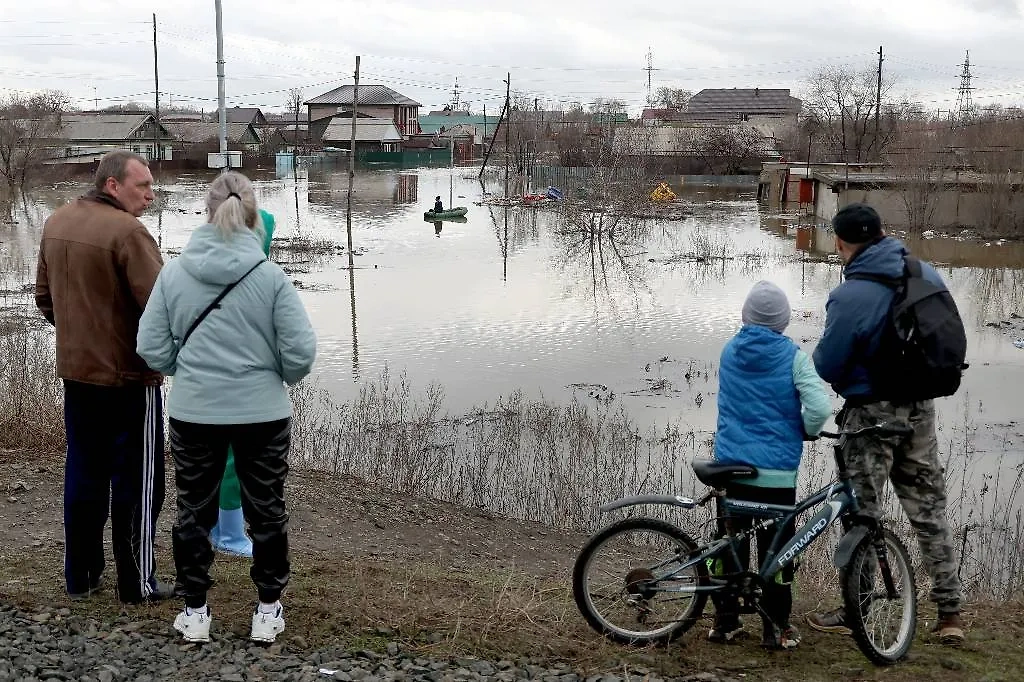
[4,169,1023,438]
[550,213,654,305]
[307,171,419,219]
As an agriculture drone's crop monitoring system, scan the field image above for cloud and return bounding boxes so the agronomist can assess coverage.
[3,0,1024,113]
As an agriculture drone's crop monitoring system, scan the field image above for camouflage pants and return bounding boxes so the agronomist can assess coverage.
[841,400,962,613]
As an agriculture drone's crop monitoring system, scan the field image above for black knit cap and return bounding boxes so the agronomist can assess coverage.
[832,203,882,244]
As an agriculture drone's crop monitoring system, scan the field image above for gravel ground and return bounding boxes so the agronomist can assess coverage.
[0,602,739,682]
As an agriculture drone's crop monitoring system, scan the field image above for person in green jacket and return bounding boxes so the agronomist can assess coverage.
[208,208,276,557]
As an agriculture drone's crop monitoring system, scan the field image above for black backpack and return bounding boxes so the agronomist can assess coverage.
[846,256,968,403]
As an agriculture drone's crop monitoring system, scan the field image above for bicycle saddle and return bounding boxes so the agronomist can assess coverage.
[691,459,758,488]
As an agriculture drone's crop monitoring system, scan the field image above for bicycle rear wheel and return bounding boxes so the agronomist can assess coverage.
[841,527,917,665]
[572,517,709,645]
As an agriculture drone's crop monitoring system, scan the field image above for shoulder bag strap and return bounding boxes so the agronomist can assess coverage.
[179,260,265,350]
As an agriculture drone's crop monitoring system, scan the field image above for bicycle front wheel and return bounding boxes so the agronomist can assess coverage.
[572,517,709,646]
[841,527,918,665]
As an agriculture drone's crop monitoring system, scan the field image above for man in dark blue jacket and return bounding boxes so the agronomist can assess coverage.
[808,203,964,645]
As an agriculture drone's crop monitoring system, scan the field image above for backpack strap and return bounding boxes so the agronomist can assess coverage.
[179,260,265,350]
[903,255,923,278]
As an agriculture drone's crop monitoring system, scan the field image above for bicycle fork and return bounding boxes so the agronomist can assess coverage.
[872,531,899,599]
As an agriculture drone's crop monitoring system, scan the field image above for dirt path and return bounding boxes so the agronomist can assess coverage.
[1,448,1020,682]
[0,447,579,580]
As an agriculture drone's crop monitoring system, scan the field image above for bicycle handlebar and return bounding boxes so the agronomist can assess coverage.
[819,421,914,440]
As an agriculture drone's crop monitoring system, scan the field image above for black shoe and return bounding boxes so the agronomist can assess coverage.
[67,576,105,601]
[120,580,175,605]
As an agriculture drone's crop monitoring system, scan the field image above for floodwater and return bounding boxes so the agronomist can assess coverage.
[3,166,1023,481]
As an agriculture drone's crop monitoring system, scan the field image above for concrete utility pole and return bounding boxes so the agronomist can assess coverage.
[215,0,227,171]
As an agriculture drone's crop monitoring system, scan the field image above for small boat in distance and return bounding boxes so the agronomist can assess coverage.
[423,206,469,220]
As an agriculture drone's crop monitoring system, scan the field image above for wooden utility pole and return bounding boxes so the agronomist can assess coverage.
[504,72,510,198]
[874,45,883,141]
[152,13,161,170]
[478,100,507,178]
[346,55,360,256]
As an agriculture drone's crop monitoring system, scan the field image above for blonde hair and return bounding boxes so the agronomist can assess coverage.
[205,171,265,243]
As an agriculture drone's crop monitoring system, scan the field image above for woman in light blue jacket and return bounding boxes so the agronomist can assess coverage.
[137,171,316,646]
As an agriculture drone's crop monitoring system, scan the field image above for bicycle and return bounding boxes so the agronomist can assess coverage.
[572,422,918,666]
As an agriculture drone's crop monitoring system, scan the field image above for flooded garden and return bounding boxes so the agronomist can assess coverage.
[2,165,1022,598]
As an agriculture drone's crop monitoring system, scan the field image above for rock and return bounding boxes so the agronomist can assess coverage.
[334,673,353,682]
[386,642,399,657]
[940,658,964,671]
[469,661,495,676]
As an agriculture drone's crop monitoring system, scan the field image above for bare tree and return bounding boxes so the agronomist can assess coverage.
[508,92,545,178]
[802,65,898,163]
[285,88,305,146]
[557,123,653,237]
[589,98,628,118]
[688,124,770,174]
[886,130,950,233]
[653,87,692,110]
[0,91,70,193]
[100,101,152,113]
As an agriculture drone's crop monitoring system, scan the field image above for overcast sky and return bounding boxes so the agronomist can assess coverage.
[2,0,1024,116]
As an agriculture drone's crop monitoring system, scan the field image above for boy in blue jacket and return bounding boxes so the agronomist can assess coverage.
[710,280,831,649]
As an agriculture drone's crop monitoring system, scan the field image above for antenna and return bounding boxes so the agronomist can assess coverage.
[644,48,656,107]
[451,77,461,110]
[952,50,974,129]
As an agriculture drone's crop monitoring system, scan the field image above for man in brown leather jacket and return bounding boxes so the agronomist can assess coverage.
[36,150,172,604]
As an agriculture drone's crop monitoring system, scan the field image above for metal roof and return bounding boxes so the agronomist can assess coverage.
[321,117,403,143]
[640,108,685,121]
[305,84,421,107]
[688,88,802,117]
[162,121,256,143]
[225,107,265,124]
[60,113,151,141]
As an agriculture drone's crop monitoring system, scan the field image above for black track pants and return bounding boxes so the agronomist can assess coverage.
[169,417,291,608]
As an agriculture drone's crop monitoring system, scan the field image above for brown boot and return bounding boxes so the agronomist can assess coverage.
[932,612,965,646]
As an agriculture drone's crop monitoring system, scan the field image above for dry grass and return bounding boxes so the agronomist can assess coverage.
[288,370,1024,604]
[1,543,1023,681]
[0,302,1021,604]
[0,328,63,451]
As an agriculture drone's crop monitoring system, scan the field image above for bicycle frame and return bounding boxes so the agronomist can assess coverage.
[657,476,859,593]
[630,432,884,594]
[599,424,912,597]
